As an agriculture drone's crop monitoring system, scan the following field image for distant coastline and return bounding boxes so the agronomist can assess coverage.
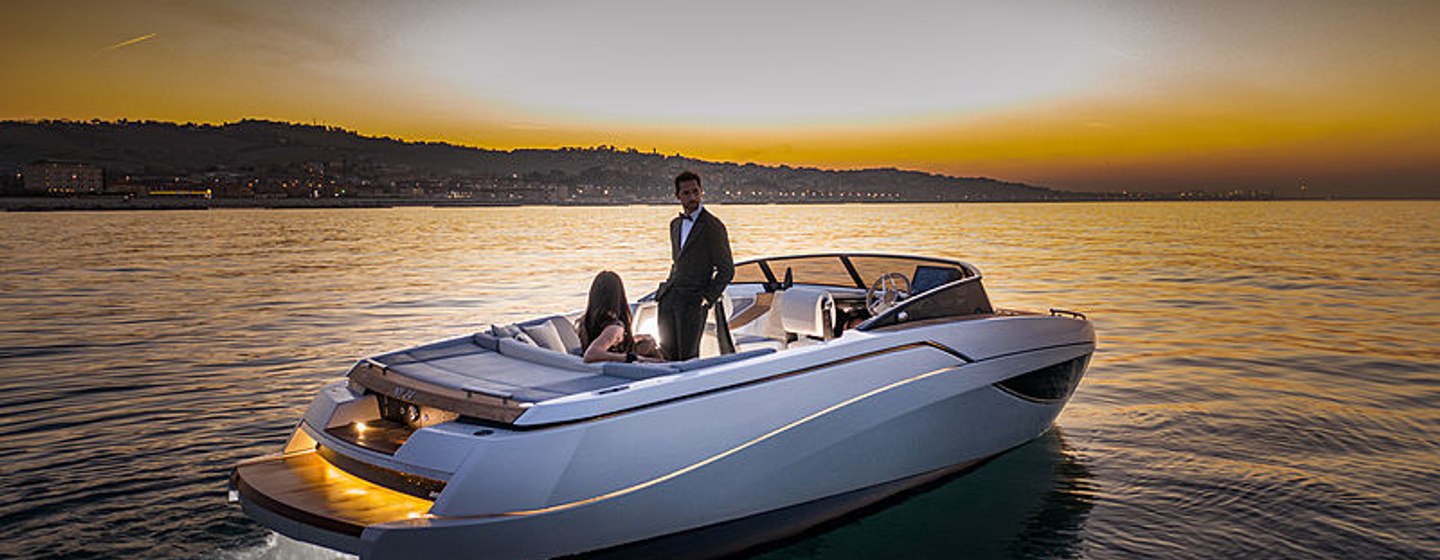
[0,120,1303,206]
[3,195,1407,213]
[3,120,1427,202]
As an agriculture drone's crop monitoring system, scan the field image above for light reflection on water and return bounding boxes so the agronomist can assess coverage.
[0,201,1436,559]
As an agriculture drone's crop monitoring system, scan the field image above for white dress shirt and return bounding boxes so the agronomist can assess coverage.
[679,205,703,248]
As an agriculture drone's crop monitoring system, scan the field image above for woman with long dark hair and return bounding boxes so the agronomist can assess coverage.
[578,271,664,363]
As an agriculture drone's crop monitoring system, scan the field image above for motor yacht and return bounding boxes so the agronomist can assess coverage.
[230,253,1095,559]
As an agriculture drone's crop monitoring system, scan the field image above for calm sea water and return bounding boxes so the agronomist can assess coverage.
[0,202,1436,560]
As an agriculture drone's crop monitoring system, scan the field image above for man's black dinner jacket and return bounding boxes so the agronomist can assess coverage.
[659,208,734,306]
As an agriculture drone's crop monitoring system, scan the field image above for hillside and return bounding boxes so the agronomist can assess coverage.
[0,119,1076,201]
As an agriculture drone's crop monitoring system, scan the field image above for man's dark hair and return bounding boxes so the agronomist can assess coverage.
[674,171,701,194]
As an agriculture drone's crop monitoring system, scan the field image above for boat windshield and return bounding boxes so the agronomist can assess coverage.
[733,253,972,294]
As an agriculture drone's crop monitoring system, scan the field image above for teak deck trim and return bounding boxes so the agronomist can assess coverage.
[232,449,433,537]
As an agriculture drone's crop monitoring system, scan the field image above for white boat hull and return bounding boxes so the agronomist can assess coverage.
[233,254,1095,559]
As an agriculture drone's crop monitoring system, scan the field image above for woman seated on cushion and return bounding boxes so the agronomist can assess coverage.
[577,271,665,363]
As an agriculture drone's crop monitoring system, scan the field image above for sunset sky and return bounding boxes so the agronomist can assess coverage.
[3,0,1437,197]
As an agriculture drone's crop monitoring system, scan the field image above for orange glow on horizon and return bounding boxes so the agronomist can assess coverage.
[2,1,1438,196]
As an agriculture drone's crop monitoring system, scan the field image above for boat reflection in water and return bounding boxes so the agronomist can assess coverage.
[230,253,1095,559]
[752,427,1096,560]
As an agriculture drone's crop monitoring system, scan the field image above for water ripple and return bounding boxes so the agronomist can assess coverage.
[1,202,1436,560]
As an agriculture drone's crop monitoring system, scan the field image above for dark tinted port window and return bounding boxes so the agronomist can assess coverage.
[996,355,1089,401]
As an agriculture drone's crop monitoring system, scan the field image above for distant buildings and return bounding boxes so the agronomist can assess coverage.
[4,156,1278,204]
[22,161,104,194]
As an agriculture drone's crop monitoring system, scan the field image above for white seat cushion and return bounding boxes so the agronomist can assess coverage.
[546,316,584,356]
[779,287,835,340]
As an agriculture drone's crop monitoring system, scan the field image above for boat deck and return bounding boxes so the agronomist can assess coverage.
[232,449,434,538]
[351,331,777,425]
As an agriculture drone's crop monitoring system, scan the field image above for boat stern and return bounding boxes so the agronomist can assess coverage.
[230,444,436,555]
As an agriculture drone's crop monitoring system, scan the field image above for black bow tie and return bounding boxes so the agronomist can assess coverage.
[680,212,695,221]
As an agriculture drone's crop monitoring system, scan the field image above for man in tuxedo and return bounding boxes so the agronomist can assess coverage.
[657,170,734,361]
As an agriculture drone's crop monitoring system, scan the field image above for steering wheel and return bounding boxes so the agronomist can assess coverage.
[866,272,911,315]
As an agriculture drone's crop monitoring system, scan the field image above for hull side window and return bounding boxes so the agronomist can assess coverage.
[995,355,1089,402]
